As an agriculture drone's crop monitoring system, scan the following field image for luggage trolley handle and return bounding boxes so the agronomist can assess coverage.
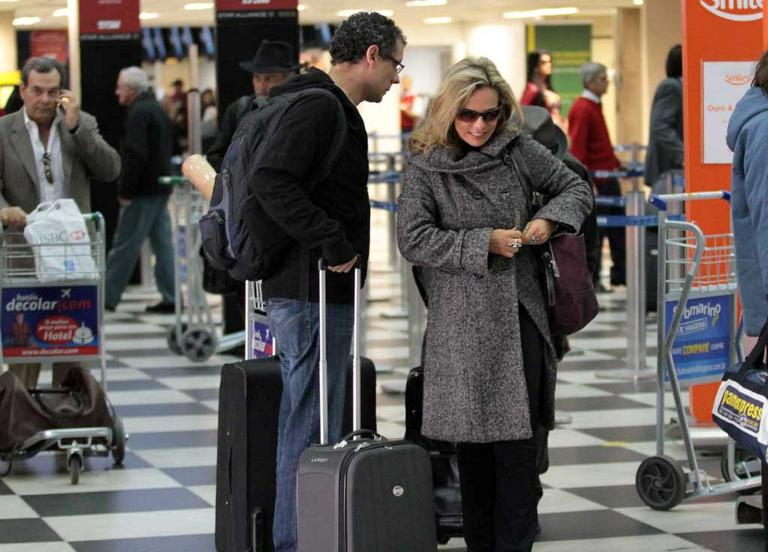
[649,190,731,211]
[318,257,362,445]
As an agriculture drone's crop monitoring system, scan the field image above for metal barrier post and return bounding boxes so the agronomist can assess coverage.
[625,187,647,374]
[140,241,155,290]
[387,177,399,270]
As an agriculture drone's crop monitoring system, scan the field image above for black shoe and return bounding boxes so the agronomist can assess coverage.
[145,302,175,314]
[105,305,116,312]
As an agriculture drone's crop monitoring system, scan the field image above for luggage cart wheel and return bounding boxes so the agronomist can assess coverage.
[721,445,760,492]
[166,323,188,355]
[68,453,82,485]
[180,327,217,362]
[112,415,127,466]
[635,455,686,510]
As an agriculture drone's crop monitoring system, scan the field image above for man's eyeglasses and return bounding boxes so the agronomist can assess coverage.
[456,106,504,123]
[42,153,53,184]
[384,54,405,75]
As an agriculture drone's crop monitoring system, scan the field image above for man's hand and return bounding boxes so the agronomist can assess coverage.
[118,196,131,207]
[0,207,27,228]
[57,90,81,131]
[489,228,524,258]
[329,255,359,273]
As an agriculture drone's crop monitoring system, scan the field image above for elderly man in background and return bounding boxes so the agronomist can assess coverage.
[0,56,120,388]
[568,61,626,292]
[104,66,175,313]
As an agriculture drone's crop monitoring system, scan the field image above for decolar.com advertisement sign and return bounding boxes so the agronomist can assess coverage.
[1,286,99,358]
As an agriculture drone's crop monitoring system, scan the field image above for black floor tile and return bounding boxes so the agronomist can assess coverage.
[548,445,648,466]
[587,381,660,394]
[115,401,216,418]
[555,396,653,411]
[71,534,216,552]
[126,430,218,450]
[538,509,661,541]
[558,359,626,371]
[24,488,210,517]
[678,529,767,552]
[182,388,220,402]
[162,466,217,486]
[0,519,61,543]
[578,425,658,442]
[0,479,12,495]
[7,451,150,476]
[566,484,646,509]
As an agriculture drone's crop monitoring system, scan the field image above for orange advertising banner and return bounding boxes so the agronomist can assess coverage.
[682,0,763,234]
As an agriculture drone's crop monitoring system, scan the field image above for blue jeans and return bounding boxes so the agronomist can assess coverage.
[104,195,175,308]
[266,298,353,552]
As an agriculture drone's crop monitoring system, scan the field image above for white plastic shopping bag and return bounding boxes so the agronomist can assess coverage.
[23,199,96,281]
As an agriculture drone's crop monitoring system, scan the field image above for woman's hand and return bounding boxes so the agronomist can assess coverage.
[489,228,524,258]
[522,219,557,245]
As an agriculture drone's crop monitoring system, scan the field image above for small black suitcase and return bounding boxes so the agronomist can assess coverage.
[215,340,377,550]
[296,263,437,552]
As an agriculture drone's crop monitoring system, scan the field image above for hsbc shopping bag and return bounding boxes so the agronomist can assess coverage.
[23,199,96,281]
[712,321,768,462]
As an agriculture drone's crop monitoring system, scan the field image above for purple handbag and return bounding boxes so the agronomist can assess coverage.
[506,140,598,336]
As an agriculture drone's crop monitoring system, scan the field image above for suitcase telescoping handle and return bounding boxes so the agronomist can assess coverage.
[318,257,363,445]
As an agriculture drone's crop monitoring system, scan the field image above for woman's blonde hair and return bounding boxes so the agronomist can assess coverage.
[409,57,522,155]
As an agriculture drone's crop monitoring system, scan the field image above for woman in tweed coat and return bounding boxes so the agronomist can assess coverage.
[397,57,592,551]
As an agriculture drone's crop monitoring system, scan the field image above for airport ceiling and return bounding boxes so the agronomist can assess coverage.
[3,0,644,30]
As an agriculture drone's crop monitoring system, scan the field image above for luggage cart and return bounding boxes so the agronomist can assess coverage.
[0,213,126,484]
[162,176,247,361]
[635,191,761,510]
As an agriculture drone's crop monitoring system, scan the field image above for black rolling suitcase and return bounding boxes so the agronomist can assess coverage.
[296,262,437,552]
[215,288,378,552]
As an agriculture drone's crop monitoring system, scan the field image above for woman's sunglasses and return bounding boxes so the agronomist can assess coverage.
[456,106,503,123]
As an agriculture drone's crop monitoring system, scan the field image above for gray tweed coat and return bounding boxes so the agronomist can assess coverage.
[397,128,593,443]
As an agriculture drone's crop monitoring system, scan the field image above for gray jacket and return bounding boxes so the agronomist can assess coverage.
[645,77,683,186]
[397,129,592,442]
[0,109,120,213]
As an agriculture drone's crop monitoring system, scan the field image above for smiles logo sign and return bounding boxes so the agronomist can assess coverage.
[700,0,763,21]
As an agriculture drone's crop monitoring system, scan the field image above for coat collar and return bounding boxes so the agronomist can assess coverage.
[411,127,521,174]
[10,108,74,186]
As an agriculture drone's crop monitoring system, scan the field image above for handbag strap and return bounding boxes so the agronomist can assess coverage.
[742,320,768,371]
[504,137,535,219]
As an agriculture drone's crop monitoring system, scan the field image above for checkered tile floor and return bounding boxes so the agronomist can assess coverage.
[1,215,766,550]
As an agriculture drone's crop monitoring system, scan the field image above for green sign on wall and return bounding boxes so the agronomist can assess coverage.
[527,25,591,118]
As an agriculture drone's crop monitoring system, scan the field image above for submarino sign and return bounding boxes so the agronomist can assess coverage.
[700,0,763,21]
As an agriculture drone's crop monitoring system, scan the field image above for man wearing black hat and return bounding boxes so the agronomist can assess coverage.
[206,40,299,172]
[205,40,299,344]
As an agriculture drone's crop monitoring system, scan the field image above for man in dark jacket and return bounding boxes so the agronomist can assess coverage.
[206,40,299,172]
[253,12,406,552]
[205,41,299,347]
[105,66,175,312]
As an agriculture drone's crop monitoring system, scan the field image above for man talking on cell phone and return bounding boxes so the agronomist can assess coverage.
[0,56,120,389]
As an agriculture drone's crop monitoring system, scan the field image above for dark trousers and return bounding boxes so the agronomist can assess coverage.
[595,178,626,286]
[456,306,543,552]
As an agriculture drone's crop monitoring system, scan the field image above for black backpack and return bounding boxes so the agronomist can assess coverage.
[200,88,347,282]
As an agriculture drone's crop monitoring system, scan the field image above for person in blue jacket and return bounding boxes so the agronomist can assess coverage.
[727,51,768,336]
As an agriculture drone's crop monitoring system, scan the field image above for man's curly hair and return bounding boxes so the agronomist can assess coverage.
[329,12,406,65]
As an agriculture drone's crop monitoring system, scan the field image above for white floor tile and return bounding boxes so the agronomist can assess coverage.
[0,496,38,519]
[93,368,152,383]
[188,485,216,507]
[532,535,709,552]
[365,346,410,361]
[107,389,196,406]
[201,400,219,412]
[123,415,218,434]
[106,338,169,351]
[156,376,221,390]
[620,440,690,461]
[3,468,181,496]
[133,447,217,468]
[44,508,214,541]
[617,502,752,533]
[376,404,405,423]
[104,323,165,336]
[566,408,671,430]
[620,391,688,409]
[553,383,614,399]
[374,421,406,440]
[541,461,640,488]
[538,489,607,514]
[0,544,77,552]
[119,356,224,369]
[547,429,606,448]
